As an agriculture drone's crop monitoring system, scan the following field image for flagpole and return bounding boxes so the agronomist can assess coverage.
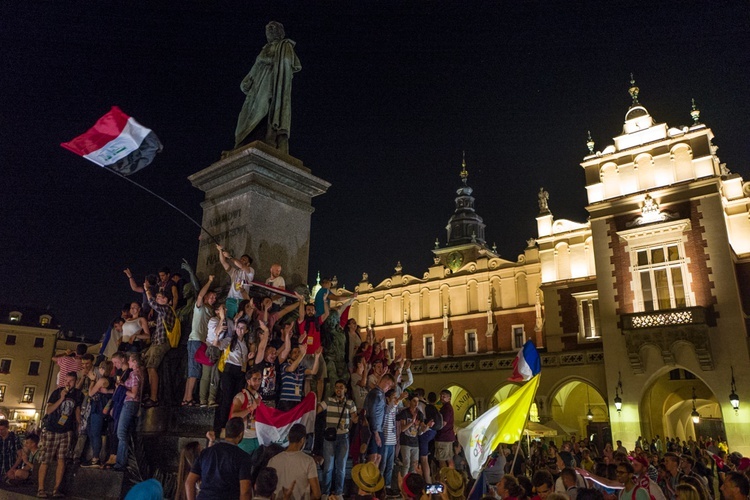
[509,373,541,475]
[101,167,220,245]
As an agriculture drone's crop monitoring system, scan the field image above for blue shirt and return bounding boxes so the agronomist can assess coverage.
[364,387,386,432]
[314,287,328,317]
[279,361,305,402]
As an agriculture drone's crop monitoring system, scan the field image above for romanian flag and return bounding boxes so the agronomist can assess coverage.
[509,340,541,382]
[457,373,540,478]
[61,106,162,175]
[255,392,317,447]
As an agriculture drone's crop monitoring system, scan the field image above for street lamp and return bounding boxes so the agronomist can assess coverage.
[586,385,593,420]
[691,387,700,424]
[730,366,739,413]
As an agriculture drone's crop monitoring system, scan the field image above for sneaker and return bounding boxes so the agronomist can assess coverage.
[81,459,100,468]
[208,402,219,408]
[200,402,208,408]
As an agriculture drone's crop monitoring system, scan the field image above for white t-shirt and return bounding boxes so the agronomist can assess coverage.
[227,267,255,300]
[268,450,317,500]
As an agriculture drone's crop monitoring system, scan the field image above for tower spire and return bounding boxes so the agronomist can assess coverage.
[691,98,701,125]
[460,150,468,185]
[628,73,640,107]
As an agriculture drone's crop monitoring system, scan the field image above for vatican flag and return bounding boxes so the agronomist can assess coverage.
[457,373,540,479]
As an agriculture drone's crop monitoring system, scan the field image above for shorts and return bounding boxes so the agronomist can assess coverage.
[418,428,436,457]
[239,437,260,454]
[434,440,453,461]
[143,342,171,369]
[367,431,384,456]
[187,340,203,378]
[40,430,73,463]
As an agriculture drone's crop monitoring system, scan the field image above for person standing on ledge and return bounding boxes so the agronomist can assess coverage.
[234,21,301,154]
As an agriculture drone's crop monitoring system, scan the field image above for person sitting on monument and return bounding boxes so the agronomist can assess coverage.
[216,243,255,319]
[230,367,263,455]
[214,318,254,438]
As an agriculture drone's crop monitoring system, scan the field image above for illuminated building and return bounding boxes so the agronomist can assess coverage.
[349,83,750,453]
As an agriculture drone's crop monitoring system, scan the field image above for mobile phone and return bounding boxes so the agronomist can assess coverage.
[426,484,444,494]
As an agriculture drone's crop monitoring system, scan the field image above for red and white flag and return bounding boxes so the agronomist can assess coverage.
[61,106,162,175]
[255,392,316,447]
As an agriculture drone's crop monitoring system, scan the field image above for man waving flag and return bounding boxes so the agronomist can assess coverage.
[457,340,541,479]
[61,106,162,175]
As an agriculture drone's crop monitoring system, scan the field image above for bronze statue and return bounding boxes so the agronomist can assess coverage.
[234,21,301,153]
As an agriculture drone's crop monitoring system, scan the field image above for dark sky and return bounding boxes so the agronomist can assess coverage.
[2,1,750,340]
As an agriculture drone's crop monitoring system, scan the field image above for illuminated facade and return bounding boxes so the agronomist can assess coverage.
[0,308,59,431]
[349,84,750,454]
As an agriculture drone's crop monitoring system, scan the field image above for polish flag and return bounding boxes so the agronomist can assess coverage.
[255,392,317,447]
[61,106,162,175]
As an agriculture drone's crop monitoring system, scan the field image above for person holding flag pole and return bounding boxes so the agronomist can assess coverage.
[457,340,542,499]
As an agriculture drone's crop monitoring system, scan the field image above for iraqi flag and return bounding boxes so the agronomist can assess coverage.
[61,106,162,175]
[255,392,316,447]
[508,340,541,382]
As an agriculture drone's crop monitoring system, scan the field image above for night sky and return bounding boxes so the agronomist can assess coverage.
[2,1,749,340]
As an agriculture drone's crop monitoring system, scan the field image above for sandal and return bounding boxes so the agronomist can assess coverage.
[181,400,190,406]
[143,399,159,409]
[188,400,199,407]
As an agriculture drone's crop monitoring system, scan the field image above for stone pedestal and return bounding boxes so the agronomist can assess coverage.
[189,141,330,287]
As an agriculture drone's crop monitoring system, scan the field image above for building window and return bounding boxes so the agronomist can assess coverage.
[634,243,689,311]
[5,335,16,345]
[512,325,526,350]
[385,339,396,361]
[22,386,35,403]
[28,361,41,376]
[0,359,11,374]
[34,337,45,348]
[0,385,5,403]
[39,314,51,326]
[465,330,478,354]
[573,291,601,340]
[9,311,22,322]
[423,335,435,358]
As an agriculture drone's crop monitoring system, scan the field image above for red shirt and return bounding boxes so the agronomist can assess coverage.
[297,316,321,352]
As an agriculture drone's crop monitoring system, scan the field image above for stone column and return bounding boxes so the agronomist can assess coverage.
[189,141,330,289]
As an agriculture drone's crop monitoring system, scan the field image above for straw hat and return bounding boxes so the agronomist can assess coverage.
[352,462,385,493]
[440,467,465,499]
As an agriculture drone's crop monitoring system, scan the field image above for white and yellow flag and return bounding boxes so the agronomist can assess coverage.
[457,373,540,478]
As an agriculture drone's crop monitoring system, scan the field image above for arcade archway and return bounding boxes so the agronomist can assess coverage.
[640,368,724,442]
[443,384,476,423]
[549,379,608,438]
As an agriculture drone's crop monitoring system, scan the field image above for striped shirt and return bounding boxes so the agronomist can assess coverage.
[279,362,306,402]
[319,397,357,434]
[383,403,398,445]
[55,355,82,387]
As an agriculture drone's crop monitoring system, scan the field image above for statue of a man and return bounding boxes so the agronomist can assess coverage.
[234,21,301,154]
[538,187,550,213]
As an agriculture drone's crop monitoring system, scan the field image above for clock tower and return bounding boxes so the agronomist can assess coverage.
[433,154,496,271]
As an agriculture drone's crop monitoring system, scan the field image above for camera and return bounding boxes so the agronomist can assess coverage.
[426,484,444,494]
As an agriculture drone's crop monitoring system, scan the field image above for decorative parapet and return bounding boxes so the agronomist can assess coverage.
[620,306,715,373]
[410,349,604,375]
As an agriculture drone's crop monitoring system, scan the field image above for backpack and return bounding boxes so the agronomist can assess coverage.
[164,308,181,348]
[426,403,444,431]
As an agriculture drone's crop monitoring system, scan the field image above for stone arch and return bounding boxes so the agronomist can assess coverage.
[467,279,480,313]
[490,277,502,309]
[635,153,654,190]
[420,288,431,320]
[442,384,477,423]
[671,143,694,182]
[555,242,571,280]
[488,382,521,408]
[384,294,393,324]
[600,162,620,199]
[515,272,529,305]
[638,365,724,443]
[401,291,411,322]
[547,377,608,438]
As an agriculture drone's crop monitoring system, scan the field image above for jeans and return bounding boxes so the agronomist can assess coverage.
[88,411,105,461]
[400,445,418,476]
[116,401,139,469]
[321,433,349,495]
[380,444,396,489]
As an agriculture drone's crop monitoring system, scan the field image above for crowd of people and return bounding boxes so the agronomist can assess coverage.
[1,242,749,500]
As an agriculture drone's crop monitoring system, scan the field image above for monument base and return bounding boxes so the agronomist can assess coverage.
[189,141,330,288]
